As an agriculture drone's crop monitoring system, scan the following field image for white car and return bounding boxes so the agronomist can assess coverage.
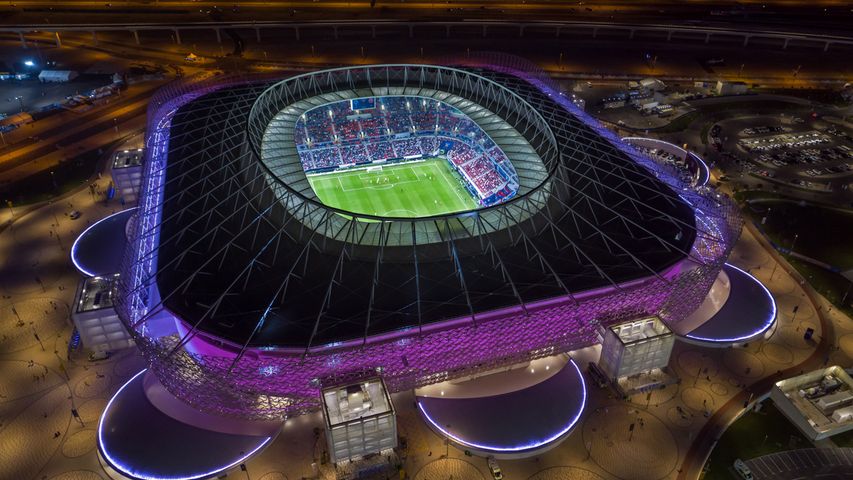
[487,457,503,480]
[733,459,754,480]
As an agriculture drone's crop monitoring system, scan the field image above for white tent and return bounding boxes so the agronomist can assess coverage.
[639,78,666,91]
[832,405,853,423]
[38,70,78,82]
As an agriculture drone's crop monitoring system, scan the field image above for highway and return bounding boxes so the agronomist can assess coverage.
[0,82,163,183]
[0,1,851,37]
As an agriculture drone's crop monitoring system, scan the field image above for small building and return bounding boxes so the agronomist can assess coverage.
[322,377,397,463]
[38,70,78,82]
[771,366,853,441]
[71,274,135,353]
[715,81,748,96]
[639,78,667,92]
[111,148,144,204]
[598,315,675,380]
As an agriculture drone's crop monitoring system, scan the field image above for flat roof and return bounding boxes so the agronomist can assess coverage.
[775,366,853,437]
[76,274,119,313]
[322,378,392,426]
[113,149,144,169]
[611,316,671,345]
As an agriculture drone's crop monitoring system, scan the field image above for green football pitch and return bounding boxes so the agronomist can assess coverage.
[306,158,479,218]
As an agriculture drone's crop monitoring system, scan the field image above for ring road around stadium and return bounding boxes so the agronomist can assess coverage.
[99,61,744,472]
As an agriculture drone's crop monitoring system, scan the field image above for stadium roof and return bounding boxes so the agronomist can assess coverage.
[148,65,701,351]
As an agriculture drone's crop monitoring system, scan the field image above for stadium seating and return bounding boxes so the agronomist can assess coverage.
[296,96,515,200]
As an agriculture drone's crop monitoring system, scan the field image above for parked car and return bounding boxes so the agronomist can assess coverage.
[734,459,754,480]
[487,457,503,480]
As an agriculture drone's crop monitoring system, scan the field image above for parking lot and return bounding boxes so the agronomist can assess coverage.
[712,115,853,195]
[0,75,113,117]
[745,447,853,479]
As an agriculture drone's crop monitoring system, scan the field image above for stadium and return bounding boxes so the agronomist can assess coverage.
[99,58,742,473]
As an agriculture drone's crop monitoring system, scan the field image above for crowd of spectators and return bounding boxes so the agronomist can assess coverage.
[295,95,515,198]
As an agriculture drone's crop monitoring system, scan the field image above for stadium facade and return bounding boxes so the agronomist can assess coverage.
[117,58,741,421]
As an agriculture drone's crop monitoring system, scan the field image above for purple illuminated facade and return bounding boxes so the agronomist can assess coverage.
[116,59,741,420]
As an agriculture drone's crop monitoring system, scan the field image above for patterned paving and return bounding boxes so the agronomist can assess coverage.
[414,458,485,480]
[723,349,765,379]
[61,429,97,458]
[0,359,65,399]
[0,386,72,479]
[0,298,69,353]
[258,473,289,480]
[49,471,106,480]
[73,371,112,399]
[583,404,678,480]
[526,466,607,480]
[681,386,715,413]
[761,343,794,365]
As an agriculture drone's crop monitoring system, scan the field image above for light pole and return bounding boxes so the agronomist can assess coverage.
[14,95,23,112]
[790,233,799,253]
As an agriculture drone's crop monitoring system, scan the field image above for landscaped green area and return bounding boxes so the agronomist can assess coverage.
[307,158,478,218]
[830,426,853,447]
[651,100,813,134]
[787,258,853,317]
[735,191,853,317]
[758,202,853,269]
[704,401,811,480]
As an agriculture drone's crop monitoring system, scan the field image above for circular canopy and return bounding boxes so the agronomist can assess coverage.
[416,359,586,456]
[71,208,136,277]
[684,263,777,344]
[98,370,273,480]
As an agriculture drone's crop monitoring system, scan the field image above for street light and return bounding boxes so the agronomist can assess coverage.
[14,95,23,112]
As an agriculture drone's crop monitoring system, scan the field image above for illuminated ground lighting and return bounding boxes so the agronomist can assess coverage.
[622,137,711,187]
[416,359,587,454]
[98,369,273,480]
[70,207,137,277]
[684,263,777,344]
